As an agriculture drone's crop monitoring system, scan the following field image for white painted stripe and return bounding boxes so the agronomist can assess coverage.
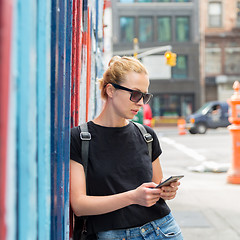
[160,137,206,162]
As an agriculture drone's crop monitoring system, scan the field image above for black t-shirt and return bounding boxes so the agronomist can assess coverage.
[70,121,170,235]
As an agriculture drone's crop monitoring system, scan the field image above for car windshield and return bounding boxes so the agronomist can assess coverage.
[195,103,212,115]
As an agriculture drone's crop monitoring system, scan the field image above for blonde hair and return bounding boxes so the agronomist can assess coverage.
[98,56,148,100]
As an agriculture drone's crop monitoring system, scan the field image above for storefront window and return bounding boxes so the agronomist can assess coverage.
[139,17,153,42]
[176,17,189,42]
[152,94,193,117]
[181,95,193,116]
[120,17,135,43]
[172,55,188,79]
[157,17,171,42]
[152,96,161,117]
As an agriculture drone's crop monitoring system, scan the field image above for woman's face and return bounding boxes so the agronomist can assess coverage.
[111,71,150,120]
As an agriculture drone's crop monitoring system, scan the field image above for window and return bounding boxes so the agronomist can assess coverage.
[119,0,135,2]
[139,17,153,42]
[176,17,189,42]
[157,17,171,42]
[120,17,135,43]
[138,0,152,2]
[205,43,221,74]
[172,55,188,79]
[237,1,240,27]
[225,47,240,74]
[156,0,190,2]
[151,94,193,117]
[208,2,222,27]
[119,0,190,2]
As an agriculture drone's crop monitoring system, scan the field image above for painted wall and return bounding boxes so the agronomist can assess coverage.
[0,0,107,239]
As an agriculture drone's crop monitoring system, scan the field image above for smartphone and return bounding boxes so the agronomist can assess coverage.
[156,175,184,188]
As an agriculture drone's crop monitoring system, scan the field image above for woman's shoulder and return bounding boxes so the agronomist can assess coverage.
[71,125,81,135]
[132,122,156,135]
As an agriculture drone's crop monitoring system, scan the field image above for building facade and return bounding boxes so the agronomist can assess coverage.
[201,0,240,102]
[111,0,201,124]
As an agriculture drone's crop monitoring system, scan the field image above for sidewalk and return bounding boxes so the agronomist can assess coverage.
[168,171,240,240]
[155,126,240,240]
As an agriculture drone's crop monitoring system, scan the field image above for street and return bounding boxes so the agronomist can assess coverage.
[154,126,240,240]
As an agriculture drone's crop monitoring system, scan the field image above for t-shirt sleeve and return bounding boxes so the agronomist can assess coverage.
[70,126,82,164]
[144,125,162,162]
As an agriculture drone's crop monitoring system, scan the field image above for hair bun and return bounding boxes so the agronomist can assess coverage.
[108,56,122,67]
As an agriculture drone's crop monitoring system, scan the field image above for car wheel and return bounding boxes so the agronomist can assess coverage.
[197,123,207,134]
[189,129,197,134]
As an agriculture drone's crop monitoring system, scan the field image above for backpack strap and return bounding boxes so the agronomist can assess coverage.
[79,122,91,178]
[73,123,90,240]
[132,122,153,160]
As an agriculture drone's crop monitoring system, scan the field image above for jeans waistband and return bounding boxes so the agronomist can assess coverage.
[97,212,173,239]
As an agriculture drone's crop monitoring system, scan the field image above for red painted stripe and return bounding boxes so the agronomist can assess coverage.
[104,0,111,9]
[70,1,83,237]
[71,0,77,128]
[0,0,13,239]
[86,8,91,122]
[75,0,82,126]
[70,1,77,237]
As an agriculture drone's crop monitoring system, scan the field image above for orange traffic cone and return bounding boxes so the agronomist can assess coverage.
[177,118,187,135]
[227,81,240,184]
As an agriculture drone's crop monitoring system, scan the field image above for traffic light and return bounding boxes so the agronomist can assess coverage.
[164,51,177,66]
[133,38,139,59]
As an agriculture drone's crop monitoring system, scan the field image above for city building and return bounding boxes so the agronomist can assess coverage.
[111,0,201,124]
[201,0,240,102]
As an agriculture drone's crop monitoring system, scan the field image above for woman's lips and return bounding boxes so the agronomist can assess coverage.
[131,109,139,115]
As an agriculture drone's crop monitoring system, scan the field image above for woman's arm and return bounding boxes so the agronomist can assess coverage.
[152,158,180,201]
[70,160,161,216]
[152,157,163,184]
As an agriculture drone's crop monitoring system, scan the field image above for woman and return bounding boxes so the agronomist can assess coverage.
[70,56,183,240]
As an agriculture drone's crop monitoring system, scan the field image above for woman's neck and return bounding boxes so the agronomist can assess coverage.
[93,104,129,128]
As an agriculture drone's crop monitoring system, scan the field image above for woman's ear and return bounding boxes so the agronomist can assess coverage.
[106,83,115,98]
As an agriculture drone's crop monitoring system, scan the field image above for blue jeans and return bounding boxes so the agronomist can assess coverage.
[97,213,183,240]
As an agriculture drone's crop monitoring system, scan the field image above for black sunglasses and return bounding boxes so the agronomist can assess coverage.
[111,83,153,104]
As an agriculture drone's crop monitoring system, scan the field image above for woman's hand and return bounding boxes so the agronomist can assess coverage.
[131,182,162,207]
[159,181,180,200]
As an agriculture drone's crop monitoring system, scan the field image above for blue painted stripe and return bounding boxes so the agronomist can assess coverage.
[63,0,72,238]
[17,0,38,239]
[51,0,72,238]
[50,0,61,238]
[37,0,51,239]
[50,0,57,236]
[56,0,65,238]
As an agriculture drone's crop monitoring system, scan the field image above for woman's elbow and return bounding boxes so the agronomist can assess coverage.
[70,197,85,217]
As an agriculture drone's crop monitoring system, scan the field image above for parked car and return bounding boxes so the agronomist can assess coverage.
[185,101,230,134]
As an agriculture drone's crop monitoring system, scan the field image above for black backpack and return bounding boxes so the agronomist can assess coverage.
[73,121,153,240]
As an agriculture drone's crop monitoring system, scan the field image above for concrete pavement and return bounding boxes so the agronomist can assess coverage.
[169,171,240,240]
[154,126,240,240]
